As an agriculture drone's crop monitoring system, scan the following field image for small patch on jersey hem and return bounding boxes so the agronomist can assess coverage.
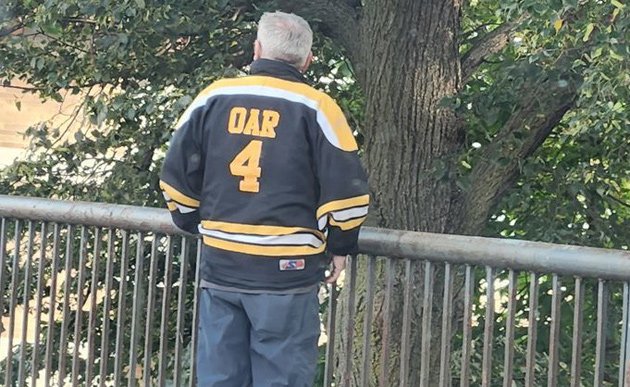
[279,259,305,271]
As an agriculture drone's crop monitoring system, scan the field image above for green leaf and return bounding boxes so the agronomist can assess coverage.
[611,0,625,9]
[609,49,624,61]
[96,108,108,126]
[583,23,595,41]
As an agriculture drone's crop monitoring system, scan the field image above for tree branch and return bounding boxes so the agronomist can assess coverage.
[608,194,630,209]
[0,23,24,37]
[461,74,581,234]
[461,18,524,82]
[0,83,42,91]
[38,29,90,54]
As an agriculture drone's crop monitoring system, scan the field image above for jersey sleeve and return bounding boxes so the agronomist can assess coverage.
[159,101,206,234]
[313,95,369,256]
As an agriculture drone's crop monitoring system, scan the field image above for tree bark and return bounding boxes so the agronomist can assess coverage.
[332,1,466,386]
[461,18,525,82]
[360,0,464,234]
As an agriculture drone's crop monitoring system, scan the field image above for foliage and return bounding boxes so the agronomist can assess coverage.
[457,0,629,247]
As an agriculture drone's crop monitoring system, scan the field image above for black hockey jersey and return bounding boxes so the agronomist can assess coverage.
[159,59,369,291]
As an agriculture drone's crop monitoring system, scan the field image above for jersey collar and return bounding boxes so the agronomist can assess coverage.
[250,59,309,84]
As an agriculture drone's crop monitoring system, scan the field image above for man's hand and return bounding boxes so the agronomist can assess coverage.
[325,255,347,284]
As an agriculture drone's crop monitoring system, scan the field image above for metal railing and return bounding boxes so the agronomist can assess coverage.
[0,194,629,386]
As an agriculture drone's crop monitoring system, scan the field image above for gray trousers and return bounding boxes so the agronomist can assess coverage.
[196,287,320,387]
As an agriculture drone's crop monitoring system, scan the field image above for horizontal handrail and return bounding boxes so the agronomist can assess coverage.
[1,194,629,280]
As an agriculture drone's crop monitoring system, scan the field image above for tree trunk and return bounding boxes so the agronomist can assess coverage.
[360,0,464,234]
[334,1,465,386]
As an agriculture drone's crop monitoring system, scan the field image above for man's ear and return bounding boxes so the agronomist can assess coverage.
[300,51,313,73]
[253,40,262,60]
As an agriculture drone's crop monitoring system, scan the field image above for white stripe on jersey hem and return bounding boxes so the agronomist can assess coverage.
[176,85,342,149]
[198,227,324,248]
[330,205,369,222]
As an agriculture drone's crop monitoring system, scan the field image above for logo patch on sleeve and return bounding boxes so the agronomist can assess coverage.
[279,259,305,271]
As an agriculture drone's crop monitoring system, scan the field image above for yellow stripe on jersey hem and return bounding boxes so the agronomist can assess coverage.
[166,201,177,211]
[329,216,367,231]
[159,180,200,208]
[202,236,326,257]
[317,194,370,219]
[201,220,324,239]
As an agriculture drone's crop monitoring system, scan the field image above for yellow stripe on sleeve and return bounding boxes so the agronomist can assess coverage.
[329,216,367,231]
[316,194,370,219]
[159,180,200,208]
[318,95,358,151]
[166,201,177,211]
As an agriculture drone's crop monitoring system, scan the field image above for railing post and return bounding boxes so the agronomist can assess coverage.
[620,282,630,387]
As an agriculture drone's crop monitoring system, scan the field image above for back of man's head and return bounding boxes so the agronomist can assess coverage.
[257,12,313,69]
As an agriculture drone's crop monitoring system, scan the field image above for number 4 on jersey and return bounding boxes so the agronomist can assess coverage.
[230,140,263,193]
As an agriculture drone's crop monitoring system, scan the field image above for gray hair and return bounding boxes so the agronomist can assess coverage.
[257,12,313,68]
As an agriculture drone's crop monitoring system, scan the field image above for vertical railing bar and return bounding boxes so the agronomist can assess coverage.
[99,228,117,387]
[86,227,102,385]
[342,255,358,387]
[619,282,630,387]
[360,255,376,387]
[189,239,202,387]
[113,231,130,386]
[4,220,22,387]
[58,224,74,385]
[399,259,413,387]
[419,261,434,386]
[547,274,561,387]
[128,232,146,387]
[482,266,495,387]
[32,222,48,387]
[524,272,539,387]
[502,269,518,387]
[44,223,61,387]
[379,258,395,387]
[460,264,475,387]
[142,235,161,385]
[0,218,7,320]
[438,262,454,387]
[158,236,175,387]
[324,281,338,387]
[0,219,6,381]
[71,226,89,386]
[17,220,35,387]
[173,237,189,386]
[594,279,608,387]
[0,218,9,382]
[0,218,7,380]
[570,277,585,387]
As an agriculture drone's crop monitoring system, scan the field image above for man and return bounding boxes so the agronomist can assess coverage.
[159,11,369,387]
